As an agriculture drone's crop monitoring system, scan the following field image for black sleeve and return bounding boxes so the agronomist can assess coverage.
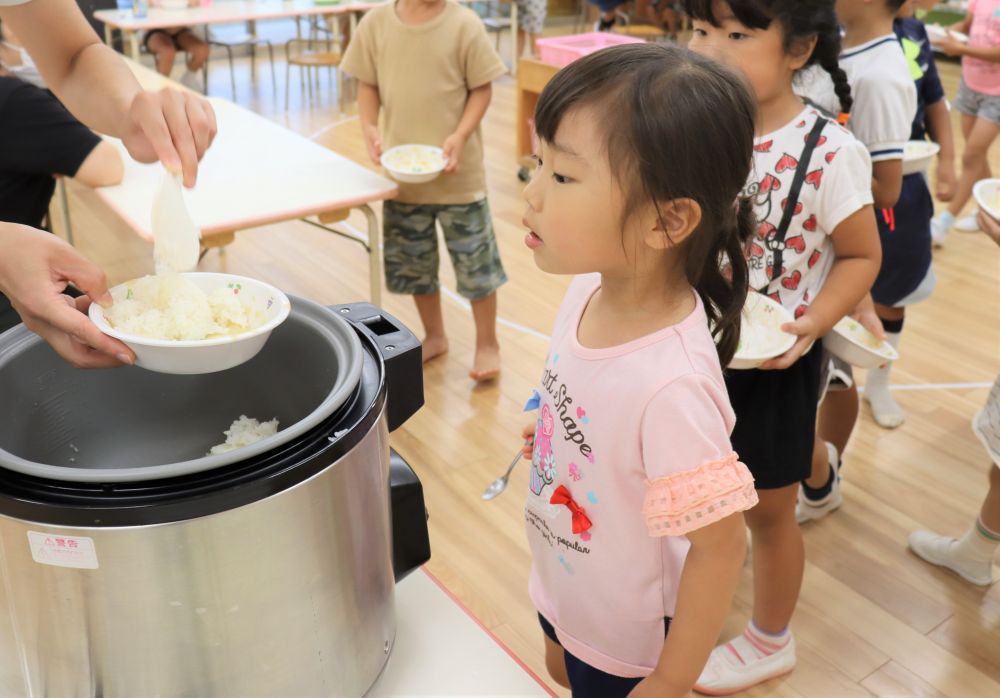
[0,78,102,177]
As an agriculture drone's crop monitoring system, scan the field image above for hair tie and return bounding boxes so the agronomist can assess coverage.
[836,112,850,126]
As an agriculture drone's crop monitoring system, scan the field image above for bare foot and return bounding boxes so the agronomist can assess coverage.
[469,343,500,382]
[422,336,449,363]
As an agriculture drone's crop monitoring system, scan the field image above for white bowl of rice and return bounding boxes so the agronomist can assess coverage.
[902,140,940,176]
[823,316,899,369]
[729,292,797,370]
[380,144,446,183]
[90,272,291,374]
[973,178,1000,222]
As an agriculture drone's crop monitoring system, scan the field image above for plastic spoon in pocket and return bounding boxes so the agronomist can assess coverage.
[152,169,201,274]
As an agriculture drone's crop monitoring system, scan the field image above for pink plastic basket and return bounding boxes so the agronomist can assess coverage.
[536,32,645,68]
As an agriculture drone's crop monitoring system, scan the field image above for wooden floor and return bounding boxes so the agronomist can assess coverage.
[62,25,1000,696]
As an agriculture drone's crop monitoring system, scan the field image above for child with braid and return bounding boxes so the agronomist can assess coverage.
[686,1,882,691]
[796,0,918,522]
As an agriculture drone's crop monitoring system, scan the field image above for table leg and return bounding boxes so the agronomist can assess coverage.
[361,204,381,307]
[248,20,257,81]
[103,24,113,49]
[57,179,74,247]
[127,30,140,60]
[303,205,381,305]
[510,3,518,77]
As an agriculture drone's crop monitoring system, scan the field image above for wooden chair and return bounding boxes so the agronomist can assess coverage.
[285,37,343,111]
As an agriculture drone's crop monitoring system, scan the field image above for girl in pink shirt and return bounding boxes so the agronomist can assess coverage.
[519,44,759,697]
[931,0,1000,239]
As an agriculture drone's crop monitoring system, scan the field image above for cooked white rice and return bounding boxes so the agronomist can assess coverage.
[209,415,279,455]
[105,274,265,341]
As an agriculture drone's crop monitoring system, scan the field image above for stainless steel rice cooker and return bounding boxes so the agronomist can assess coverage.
[0,298,431,697]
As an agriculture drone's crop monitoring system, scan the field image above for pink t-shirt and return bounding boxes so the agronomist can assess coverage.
[524,275,758,678]
[964,0,1000,95]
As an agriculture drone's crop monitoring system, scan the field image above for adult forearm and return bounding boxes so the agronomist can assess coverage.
[1,0,141,136]
[49,43,142,136]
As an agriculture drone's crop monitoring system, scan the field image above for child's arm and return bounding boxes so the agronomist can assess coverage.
[442,83,492,174]
[356,81,383,166]
[871,160,904,209]
[629,512,747,698]
[925,98,957,201]
[944,13,974,36]
[763,206,881,370]
[938,35,1000,62]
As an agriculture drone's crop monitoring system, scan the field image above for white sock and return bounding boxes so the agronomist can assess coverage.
[952,516,1000,564]
[937,210,956,227]
[865,332,904,428]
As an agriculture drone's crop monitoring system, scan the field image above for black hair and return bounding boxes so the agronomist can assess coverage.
[534,43,756,366]
[886,0,907,10]
[682,0,853,115]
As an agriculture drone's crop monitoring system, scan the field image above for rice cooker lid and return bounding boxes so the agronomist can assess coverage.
[0,296,364,483]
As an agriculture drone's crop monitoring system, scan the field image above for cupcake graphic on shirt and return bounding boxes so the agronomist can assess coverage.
[530,404,557,495]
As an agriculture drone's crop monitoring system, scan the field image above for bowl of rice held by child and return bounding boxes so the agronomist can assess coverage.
[380,144,446,183]
[728,292,797,370]
[823,316,899,369]
[973,178,1000,222]
[90,272,291,374]
[902,140,940,176]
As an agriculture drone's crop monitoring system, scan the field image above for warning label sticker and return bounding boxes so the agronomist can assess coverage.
[27,531,99,569]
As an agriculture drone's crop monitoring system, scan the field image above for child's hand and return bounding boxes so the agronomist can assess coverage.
[363,124,382,166]
[936,160,956,201]
[521,422,535,460]
[761,314,821,370]
[978,210,1000,247]
[936,33,966,57]
[852,301,886,342]
[442,132,467,174]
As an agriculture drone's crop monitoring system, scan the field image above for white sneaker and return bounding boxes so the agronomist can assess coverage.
[930,215,951,247]
[796,442,842,524]
[908,530,996,586]
[694,629,796,695]
[954,212,981,232]
[179,69,205,93]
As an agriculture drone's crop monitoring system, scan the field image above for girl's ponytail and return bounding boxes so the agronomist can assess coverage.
[813,23,853,119]
[696,196,754,368]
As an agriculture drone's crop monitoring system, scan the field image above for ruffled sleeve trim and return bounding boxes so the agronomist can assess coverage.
[642,453,758,537]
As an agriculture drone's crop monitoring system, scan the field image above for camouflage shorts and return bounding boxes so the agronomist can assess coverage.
[382,199,507,300]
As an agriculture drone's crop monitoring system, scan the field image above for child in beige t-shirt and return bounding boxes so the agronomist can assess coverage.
[341,0,508,382]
